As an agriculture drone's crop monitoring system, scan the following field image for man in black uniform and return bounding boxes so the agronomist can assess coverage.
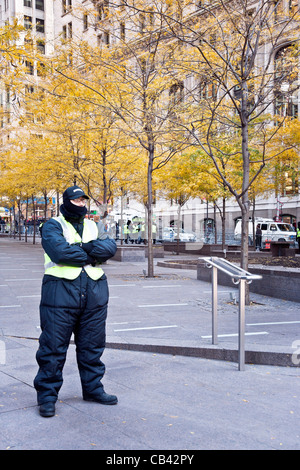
[34,185,118,417]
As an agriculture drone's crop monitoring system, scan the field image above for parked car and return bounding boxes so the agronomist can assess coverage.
[162,227,197,242]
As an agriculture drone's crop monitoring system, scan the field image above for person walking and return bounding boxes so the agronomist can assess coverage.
[255,224,262,251]
[34,185,118,418]
[297,222,300,252]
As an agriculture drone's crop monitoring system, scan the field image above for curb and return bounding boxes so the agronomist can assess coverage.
[106,342,298,368]
[5,335,297,368]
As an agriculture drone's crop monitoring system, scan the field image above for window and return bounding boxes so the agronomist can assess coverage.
[35,0,44,11]
[24,15,32,29]
[274,0,284,23]
[277,224,293,232]
[24,0,32,7]
[120,21,125,40]
[97,32,110,47]
[97,0,109,20]
[169,81,184,105]
[25,85,34,94]
[62,21,72,39]
[25,60,34,75]
[83,13,88,30]
[97,4,102,21]
[282,169,299,196]
[37,39,45,53]
[281,214,297,227]
[289,0,298,14]
[274,45,298,118]
[62,24,67,39]
[36,18,44,33]
[103,31,110,45]
[6,86,10,106]
[139,13,145,33]
[199,80,217,101]
[203,218,214,241]
[37,61,45,77]
[276,160,299,196]
[62,0,72,14]
[24,38,34,51]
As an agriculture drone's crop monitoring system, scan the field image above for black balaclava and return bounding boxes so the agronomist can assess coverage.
[60,186,88,225]
[62,198,87,219]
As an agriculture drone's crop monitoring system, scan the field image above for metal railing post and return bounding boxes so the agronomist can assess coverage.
[202,257,262,371]
[212,266,218,345]
[238,279,246,371]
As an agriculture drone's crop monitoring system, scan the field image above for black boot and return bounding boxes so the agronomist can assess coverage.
[39,402,56,417]
[83,390,118,405]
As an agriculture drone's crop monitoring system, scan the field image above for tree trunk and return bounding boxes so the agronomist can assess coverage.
[240,102,250,303]
[44,191,48,221]
[147,147,154,277]
[176,203,181,255]
[18,200,21,241]
[252,197,256,247]
[222,197,226,250]
[214,203,217,244]
[25,198,29,243]
[32,195,36,245]
[56,191,60,217]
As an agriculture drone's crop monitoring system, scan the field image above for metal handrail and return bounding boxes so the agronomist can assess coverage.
[202,256,262,371]
[203,256,262,281]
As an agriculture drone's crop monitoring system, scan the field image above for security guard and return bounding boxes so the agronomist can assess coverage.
[34,185,118,417]
[297,223,300,251]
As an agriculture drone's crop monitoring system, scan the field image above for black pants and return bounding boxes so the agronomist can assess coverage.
[34,271,108,405]
[255,235,262,249]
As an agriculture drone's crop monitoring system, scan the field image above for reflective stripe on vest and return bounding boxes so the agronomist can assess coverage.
[44,215,104,280]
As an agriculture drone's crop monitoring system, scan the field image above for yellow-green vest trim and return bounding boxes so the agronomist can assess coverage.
[44,215,104,280]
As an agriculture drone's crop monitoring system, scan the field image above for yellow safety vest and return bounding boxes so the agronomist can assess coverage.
[44,215,104,281]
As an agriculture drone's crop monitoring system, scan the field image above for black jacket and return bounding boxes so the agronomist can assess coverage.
[41,217,117,268]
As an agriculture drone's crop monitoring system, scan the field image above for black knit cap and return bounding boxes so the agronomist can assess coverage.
[63,185,89,202]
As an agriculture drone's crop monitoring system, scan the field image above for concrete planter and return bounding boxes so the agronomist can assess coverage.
[197,258,300,303]
[145,245,164,258]
[112,245,165,262]
[163,241,204,254]
[112,246,145,262]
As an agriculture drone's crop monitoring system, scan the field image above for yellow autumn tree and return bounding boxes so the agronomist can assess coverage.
[45,2,191,276]
[139,0,300,275]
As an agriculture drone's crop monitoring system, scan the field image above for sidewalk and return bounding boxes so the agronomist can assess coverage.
[0,238,299,450]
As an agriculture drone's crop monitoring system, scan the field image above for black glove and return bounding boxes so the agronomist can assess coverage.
[86,254,96,266]
[81,242,94,253]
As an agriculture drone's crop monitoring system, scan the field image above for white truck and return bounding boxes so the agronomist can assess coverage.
[234,218,297,247]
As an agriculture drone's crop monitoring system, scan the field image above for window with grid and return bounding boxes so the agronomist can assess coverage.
[36,0,44,11]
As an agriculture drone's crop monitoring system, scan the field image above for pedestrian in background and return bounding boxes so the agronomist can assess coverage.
[297,222,300,252]
[34,185,118,418]
[255,224,262,251]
